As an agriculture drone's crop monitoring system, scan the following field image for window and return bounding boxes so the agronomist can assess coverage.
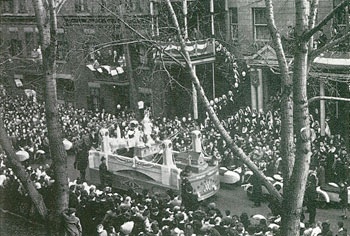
[89,87,101,111]
[84,29,96,62]
[253,8,270,41]
[75,0,88,12]
[230,7,238,40]
[1,0,13,13]
[25,31,35,57]
[9,31,23,56]
[100,0,106,12]
[332,5,349,51]
[57,29,68,60]
[125,0,140,12]
[333,6,349,34]
[19,0,27,13]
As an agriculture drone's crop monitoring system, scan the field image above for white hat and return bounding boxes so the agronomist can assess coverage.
[252,214,266,220]
[120,221,134,235]
[35,182,42,189]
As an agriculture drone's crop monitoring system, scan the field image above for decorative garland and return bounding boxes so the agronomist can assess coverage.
[215,41,246,89]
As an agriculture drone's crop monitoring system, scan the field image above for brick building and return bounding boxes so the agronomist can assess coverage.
[0,0,164,114]
[221,0,349,112]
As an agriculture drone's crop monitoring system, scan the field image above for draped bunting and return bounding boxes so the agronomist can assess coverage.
[158,39,214,58]
[86,64,124,76]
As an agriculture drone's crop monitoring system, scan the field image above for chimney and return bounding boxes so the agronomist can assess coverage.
[162,140,176,167]
[191,130,202,153]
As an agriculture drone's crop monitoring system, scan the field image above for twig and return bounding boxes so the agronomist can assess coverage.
[309,30,350,60]
[303,0,349,40]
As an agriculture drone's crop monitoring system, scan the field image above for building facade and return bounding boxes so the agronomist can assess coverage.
[0,0,163,114]
[221,0,347,113]
[0,0,348,119]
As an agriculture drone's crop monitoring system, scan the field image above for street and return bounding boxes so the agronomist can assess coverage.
[65,153,349,233]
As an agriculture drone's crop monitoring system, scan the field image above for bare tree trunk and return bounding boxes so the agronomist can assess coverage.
[164,0,282,203]
[279,1,313,235]
[32,0,69,234]
[264,2,295,230]
[0,118,48,219]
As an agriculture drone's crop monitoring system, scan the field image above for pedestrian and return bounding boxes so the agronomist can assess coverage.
[99,157,111,188]
[317,161,326,187]
[339,182,348,219]
[318,221,333,236]
[305,174,318,224]
[181,177,197,211]
[74,141,89,181]
[96,224,108,236]
[336,221,346,236]
[60,208,82,236]
[251,173,262,207]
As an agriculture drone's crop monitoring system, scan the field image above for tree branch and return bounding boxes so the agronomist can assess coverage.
[0,116,48,219]
[265,0,295,184]
[308,0,319,30]
[303,0,349,40]
[101,3,185,68]
[56,0,68,14]
[32,0,48,47]
[165,0,282,203]
[264,0,290,79]
[307,0,319,52]
[49,0,58,60]
[308,96,350,104]
[309,30,350,60]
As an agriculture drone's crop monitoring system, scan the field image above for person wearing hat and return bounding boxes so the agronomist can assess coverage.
[337,221,346,236]
[319,221,333,236]
[150,206,162,223]
[99,157,111,188]
[74,140,90,181]
[61,208,82,236]
[251,173,262,207]
[96,224,108,236]
[339,182,348,219]
[305,174,318,224]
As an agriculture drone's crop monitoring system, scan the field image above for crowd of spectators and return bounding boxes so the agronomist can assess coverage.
[0,91,349,235]
[1,161,347,236]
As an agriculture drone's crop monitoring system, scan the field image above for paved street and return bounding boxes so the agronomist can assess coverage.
[64,153,349,233]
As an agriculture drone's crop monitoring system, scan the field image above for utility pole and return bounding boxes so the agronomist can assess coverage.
[119,3,140,119]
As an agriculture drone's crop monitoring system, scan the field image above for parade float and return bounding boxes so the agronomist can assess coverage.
[86,118,220,201]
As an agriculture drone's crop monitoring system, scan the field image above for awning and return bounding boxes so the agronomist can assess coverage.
[314,57,350,66]
[313,52,350,71]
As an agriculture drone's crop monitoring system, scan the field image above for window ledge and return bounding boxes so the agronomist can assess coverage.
[0,13,33,16]
[75,12,90,16]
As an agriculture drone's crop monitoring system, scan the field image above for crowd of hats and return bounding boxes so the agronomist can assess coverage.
[1,91,349,183]
[1,160,347,236]
[0,159,56,213]
[1,92,349,235]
